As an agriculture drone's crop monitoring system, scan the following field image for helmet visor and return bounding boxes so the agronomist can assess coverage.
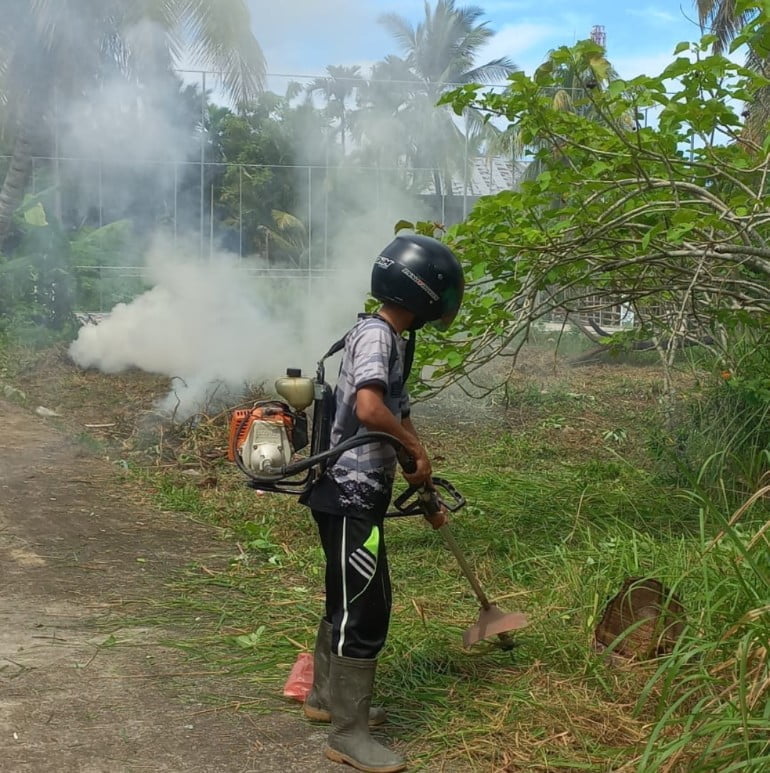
[428,281,464,331]
[429,311,458,331]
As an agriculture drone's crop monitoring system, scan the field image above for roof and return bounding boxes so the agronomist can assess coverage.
[421,157,527,196]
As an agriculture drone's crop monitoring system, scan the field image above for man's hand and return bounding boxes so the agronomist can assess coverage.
[402,444,432,486]
[423,504,449,530]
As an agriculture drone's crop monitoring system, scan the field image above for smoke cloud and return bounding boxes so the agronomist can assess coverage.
[69,235,375,414]
[64,6,437,416]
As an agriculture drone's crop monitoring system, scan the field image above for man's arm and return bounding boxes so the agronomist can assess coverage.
[355,385,432,485]
[401,415,419,441]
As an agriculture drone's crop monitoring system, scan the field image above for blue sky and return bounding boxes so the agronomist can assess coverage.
[248,0,707,92]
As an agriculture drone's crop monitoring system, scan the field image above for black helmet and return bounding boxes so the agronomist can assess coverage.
[371,235,464,330]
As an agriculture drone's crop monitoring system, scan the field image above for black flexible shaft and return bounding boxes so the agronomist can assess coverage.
[233,425,408,485]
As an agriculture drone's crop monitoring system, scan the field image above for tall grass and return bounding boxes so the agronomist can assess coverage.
[659,338,770,503]
[133,428,770,770]
[634,480,770,773]
[72,341,769,771]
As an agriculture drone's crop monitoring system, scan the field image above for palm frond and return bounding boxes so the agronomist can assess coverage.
[177,0,265,104]
[460,58,518,84]
[270,209,306,234]
[125,0,179,28]
[696,0,757,52]
[378,13,417,56]
[552,89,573,112]
[285,80,303,101]
[739,49,770,145]
[585,54,614,85]
[124,0,182,64]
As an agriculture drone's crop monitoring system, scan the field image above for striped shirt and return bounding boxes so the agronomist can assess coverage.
[303,315,410,519]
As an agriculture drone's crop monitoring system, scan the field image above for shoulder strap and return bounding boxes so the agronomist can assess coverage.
[321,314,413,388]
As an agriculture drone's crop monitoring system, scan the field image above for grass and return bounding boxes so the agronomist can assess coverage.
[134,426,768,771]
[3,337,768,771]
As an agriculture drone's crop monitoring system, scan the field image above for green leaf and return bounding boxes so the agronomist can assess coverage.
[23,203,48,227]
[234,626,267,649]
[445,350,464,368]
[469,261,488,280]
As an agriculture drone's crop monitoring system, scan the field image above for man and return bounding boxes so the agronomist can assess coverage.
[300,234,464,773]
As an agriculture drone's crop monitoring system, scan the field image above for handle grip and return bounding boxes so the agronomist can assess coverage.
[396,450,440,515]
[397,449,417,474]
[394,450,465,518]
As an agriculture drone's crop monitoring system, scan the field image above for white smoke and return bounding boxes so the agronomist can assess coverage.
[61,21,194,166]
[64,6,439,416]
[69,235,374,414]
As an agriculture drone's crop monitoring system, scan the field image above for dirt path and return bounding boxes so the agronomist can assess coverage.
[0,399,339,772]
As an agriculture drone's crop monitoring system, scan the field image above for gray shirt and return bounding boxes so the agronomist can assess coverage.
[303,315,410,519]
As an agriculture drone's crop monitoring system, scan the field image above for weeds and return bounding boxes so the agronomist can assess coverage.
[634,482,770,772]
[136,424,769,770]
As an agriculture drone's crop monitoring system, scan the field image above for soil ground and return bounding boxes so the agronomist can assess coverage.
[0,398,342,773]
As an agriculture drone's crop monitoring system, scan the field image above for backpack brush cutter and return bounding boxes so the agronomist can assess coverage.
[227,357,529,649]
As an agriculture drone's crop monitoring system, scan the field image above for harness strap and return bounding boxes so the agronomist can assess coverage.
[321,314,414,386]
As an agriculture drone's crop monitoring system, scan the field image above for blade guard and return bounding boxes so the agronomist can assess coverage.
[389,477,465,518]
[463,605,530,648]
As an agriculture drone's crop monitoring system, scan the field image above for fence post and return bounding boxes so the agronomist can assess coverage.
[200,71,207,259]
[239,164,243,260]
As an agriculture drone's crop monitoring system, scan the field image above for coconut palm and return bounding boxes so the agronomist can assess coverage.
[695,0,755,51]
[535,44,619,116]
[366,0,518,196]
[258,209,308,266]
[306,65,363,157]
[522,40,626,181]
[695,2,768,143]
[0,0,266,243]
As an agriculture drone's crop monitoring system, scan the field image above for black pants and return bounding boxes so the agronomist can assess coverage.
[312,510,392,659]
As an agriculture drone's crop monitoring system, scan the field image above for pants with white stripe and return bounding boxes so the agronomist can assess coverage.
[312,510,391,659]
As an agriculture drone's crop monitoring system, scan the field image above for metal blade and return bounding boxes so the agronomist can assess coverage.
[463,604,530,648]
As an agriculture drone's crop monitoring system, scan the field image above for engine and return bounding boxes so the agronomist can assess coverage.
[228,401,297,477]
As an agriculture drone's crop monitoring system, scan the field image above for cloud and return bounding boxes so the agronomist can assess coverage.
[479,22,561,75]
[627,7,678,25]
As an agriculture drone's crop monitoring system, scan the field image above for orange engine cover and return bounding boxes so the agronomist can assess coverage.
[227,402,294,461]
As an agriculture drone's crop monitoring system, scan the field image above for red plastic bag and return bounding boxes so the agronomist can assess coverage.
[283,651,314,701]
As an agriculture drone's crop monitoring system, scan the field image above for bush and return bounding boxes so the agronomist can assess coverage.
[650,335,770,503]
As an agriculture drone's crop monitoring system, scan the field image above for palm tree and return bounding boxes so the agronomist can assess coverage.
[258,209,308,266]
[522,40,626,181]
[0,0,266,244]
[695,1,755,51]
[535,45,618,115]
[306,65,363,157]
[695,2,768,142]
[370,0,518,196]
